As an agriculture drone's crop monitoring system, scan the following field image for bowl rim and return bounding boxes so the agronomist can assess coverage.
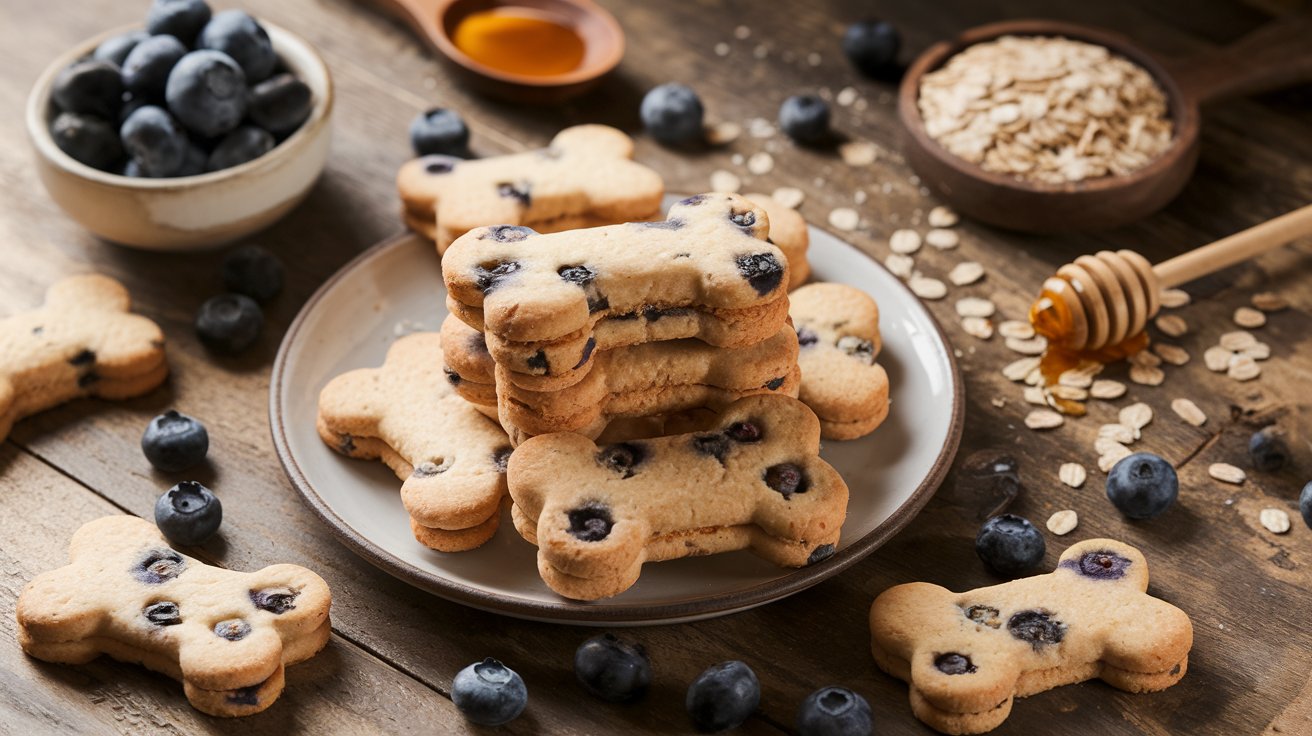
[27,20,334,191]
[897,18,1200,197]
[431,0,625,88]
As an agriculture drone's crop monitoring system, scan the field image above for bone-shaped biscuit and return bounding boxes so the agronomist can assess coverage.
[397,124,664,253]
[443,192,790,369]
[17,516,331,717]
[869,539,1193,735]
[316,332,512,551]
[508,395,847,600]
[0,274,167,442]
[789,283,890,440]
[497,324,801,444]
[743,192,810,290]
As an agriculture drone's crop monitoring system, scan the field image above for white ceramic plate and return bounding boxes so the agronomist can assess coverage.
[271,219,962,625]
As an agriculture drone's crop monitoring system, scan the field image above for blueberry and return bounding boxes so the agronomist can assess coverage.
[975,514,1045,576]
[52,59,123,118]
[1106,452,1178,520]
[207,126,274,171]
[1249,427,1289,472]
[249,74,313,136]
[640,83,704,145]
[147,0,213,45]
[50,112,123,171]
[94,30,149,67]
[796,687,873,736]
[779,95,831,144]
[121,105,187,177]
[177,142,209,177]
[141,410,209,472]
[409,107,470,157]
[842,20,902,79]
[451,658,527,727]
[195,293,263,354]
[575,633,651,703]
[122,35,187,99]
[222,245,284,302]
[687,660,759,732]
[197,10,277,83]
[165,50,247,138]
[154,480,222,546]
[1301,482,1312,530]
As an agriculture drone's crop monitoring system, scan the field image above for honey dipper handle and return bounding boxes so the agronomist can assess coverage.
[1153,204,1312,288]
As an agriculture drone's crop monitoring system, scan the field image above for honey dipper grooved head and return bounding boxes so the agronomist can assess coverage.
[1031,250,1160,351]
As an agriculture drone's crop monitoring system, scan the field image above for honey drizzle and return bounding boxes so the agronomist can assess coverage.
[1029,282,1151,414]
[452,8,587,78]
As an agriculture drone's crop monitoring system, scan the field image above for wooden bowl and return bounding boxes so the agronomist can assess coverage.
[366,0,623,104]
[26,22,334,251]
[898,17,1312,233]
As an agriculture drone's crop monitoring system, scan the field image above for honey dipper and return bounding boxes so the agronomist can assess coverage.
[1030,204,1312,351]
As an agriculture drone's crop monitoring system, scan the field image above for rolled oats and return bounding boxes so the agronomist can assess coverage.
[1152,343,1190,366]
[1233,306,1266,329]
[889,229,922,254]
[1208,463,1246,485]
[1170,398,1207,427]
[1047,509,1079,536]
[771,186,805,209]
[997,320,1034,339]
[1251,292,1288,312]
[1003,356,1041,381]
[1241,342,1271,361]
[710,169,742,193]
[1059,462,1087,488]
[1005,336,1047,355]
[1227,354,1261,381]
[1219,330,1257,351]
[706,121,741,145]
[1260,508,1291,534]
[928,205,959,228]
[1098,445,1133,472]
[1025,408,1064,430]
[926,229,960,249]
[961,316,994,339]
[1159,288,1191,308]
[1089,379,1127,399]
[1154,314,1188,338]
[747,151,775,175]
[1050,384,1088,401]
[1024,386,1048,405]
[956,297,997,318]
[1203,346,1233,372]
[1119,402,1153,430]
[909,275,948,300]
[884,253,915,279]
[839,140,879,166]
[828,207,859,231]
[1129,364,1164,386]
[1099,423,1136,444]
[949,262,985,286]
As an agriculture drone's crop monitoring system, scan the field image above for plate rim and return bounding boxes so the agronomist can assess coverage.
[269,229,965,624]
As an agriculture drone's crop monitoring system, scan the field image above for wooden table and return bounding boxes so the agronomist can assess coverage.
[3,0,1310,733]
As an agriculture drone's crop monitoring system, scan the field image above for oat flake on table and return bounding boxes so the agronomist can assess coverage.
[1003,356,1041,381]
[1260,508,1291,534]
[1154,314,1187,338]
[1057,370,1093,389]
[710,169,741,193]
[828,207,859,232]
[884,254,914,279]
[1059,463,1087,489]
[1219,330,1257,351]
[1025,409,1064,429]
[1099,423,1136,444]
[770,186,804,209]
[1047,510,1079,535]
[1152,343,1190,366]
[1099,445,1134,472]
[1159,288,1191,308]
[927,205,959,228]
[1251,292,1288,312]
[1208,463,1246,484]
[1006,336,1047,355]
[746,151,774,175]
[706,121,741,145]
[1129,364,1164,386]
[961,316,994,339]
[1233,306,1266,329]
[949,262,985,286]
[908,275,947,300]
[889,229,922,254]
[1023,386,1048,405]
[1089,379,1127,400]
[1203,346,1233,372]
[1129,349,1162,368]
[955,297,996,318]
[1227,355,1261,381]
[926,229,960,249]
[996,320,1034,340]
[1170,398,1207,427]
[1241,342,1271,361]
[839,140,878,166]
[1120,402,1153,430]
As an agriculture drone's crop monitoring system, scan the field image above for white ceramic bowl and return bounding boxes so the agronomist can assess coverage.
[26,22,333,251]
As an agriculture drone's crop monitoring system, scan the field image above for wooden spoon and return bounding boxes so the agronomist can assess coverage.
[1030,204,1312,351]
[898,16,1312,233]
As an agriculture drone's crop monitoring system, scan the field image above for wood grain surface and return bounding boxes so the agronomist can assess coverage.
[1,0,1309,734]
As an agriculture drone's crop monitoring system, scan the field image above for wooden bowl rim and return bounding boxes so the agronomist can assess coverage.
[897,19,1200,197]
[429,0,624,88]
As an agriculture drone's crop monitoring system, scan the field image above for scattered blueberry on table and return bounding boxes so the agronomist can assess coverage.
[142,410,209,472]
[452,658,528,726]
[975,514,1045,576]
[46,0,312,176]
[778,94,831,144]
[641,83,705,145]
[1248,427,1289,472]
[154,480,222,545]
[686,660,760,732]
[796,686,873,736]
[222,245,285,303]
[842,19,902,79]
[574,633,652,703]
[409,107,471,157]
[195,293,264,354]
[1106,452,1178,520]
[1300,482,1312,530]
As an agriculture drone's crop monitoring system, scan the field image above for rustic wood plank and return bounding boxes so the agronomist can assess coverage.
[0,0,1309,733]
[0,444,491,735]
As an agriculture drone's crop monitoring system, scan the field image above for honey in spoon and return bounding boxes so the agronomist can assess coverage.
[452,7,587,78]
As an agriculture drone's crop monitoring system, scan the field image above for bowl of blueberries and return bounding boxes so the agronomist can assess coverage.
[25,0,332,251]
